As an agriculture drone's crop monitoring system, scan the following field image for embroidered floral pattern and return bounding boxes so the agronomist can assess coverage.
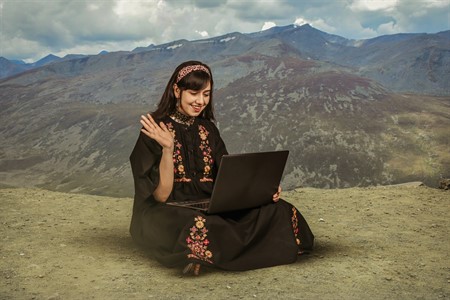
[198,125,214,182]
[291,207,301,246]
[186,216,213,263]
[166,122,191,183]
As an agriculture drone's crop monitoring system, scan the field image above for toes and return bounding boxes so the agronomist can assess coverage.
[193,264,201,276]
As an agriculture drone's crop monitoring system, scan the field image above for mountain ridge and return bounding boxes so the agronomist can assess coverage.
[2,24,449,95]
[0,24,449,197]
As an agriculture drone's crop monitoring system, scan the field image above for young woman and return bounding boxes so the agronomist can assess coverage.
[129,61,314,275]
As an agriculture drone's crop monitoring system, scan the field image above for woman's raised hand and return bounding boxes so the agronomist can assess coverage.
[140,114,174,150]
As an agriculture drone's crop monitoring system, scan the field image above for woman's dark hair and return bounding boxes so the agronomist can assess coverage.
[151,60,215,121]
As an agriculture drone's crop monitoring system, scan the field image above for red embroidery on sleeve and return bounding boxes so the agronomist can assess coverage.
[198,125,214,182]
[166,122,191,183]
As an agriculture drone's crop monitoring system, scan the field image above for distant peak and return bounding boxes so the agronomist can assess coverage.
[32,53,61,67]
[42,54,60,59]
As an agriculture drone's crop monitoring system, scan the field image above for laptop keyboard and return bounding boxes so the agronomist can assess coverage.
[167,199,210,209]
[188,201,210,209]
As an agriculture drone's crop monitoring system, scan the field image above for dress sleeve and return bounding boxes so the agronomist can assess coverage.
[211,122,228,171]
[129,131,162,207]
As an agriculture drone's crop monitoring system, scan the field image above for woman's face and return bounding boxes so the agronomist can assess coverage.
[174,81,211,117]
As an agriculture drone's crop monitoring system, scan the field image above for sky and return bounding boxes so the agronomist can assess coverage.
[1,0,449,62]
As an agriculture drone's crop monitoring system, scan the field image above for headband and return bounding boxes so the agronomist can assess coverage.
[176,64,210,83]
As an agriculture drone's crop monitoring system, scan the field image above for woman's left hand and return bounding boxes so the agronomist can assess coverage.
[140,114,174,151]
[273,185,281,202]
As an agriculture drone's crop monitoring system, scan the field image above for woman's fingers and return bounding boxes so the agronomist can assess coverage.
[140,115,152,130]
[159,121,168,132]
[140,119,150,131]
[141,114,162,134]
[140,115,171,136]
[140,115,159,139]
[147,113,159,128]
[273,185,281,202]
[140,115,174,150]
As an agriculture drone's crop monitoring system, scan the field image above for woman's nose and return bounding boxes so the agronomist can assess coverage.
[196,95,205,104]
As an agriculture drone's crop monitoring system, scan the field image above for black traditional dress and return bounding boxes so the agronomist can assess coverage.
[129,115,314,271]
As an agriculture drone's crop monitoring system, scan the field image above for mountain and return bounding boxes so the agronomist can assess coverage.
[0,57,31,78]
[249,25,450,95]
[61,54,88,61]
[0,53,63,77]
[10,59,27,65]
[0,24,449,197]
[2,24,449,95]
[32,54,61,67]
[0,54,89,79]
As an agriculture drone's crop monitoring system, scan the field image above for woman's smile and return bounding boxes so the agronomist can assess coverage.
[178,82,211,117]
[191,104,204,113]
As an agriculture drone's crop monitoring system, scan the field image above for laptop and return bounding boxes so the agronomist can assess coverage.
[166,150,289,214]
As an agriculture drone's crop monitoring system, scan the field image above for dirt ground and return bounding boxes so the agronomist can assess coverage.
[1,184,449,300]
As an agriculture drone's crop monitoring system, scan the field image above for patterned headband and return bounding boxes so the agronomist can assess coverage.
[176,64,211,83]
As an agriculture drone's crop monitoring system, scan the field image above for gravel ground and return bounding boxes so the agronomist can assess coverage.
[1,184,449,299]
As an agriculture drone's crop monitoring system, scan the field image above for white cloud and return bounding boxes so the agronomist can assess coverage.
[196,30,209,38]
[294,18,308,26]
[87,3,100,11]
[422,0,449,8]
[261,22,277,31]
[1,37,43,63]
[350,0,399,12]
[113,0,151,18]
[311,19,337,34]
[377,21,402,35]
[295,17,336,34]
[1,0,448,61]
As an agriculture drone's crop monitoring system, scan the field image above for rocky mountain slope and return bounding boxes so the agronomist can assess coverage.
[3,24,449,95]
[0,24,449,197]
